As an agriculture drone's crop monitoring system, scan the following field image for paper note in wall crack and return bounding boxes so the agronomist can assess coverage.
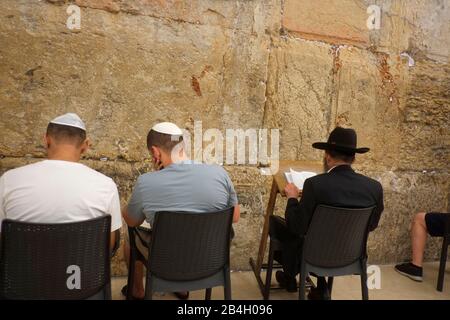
[284,169,317,189]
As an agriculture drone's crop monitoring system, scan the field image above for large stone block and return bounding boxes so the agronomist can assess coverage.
[399,60,450,171]
[372,0,450,63]
[74,0,281,33]
[330,46,404,170]
[282,0,450,63]
[282,0,370,46]
[263,38,334,161]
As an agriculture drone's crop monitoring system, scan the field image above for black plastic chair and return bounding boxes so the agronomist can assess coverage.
[0,216,112,300]
[127,208,234,300]
[436,214,450,292]
[299,205,375,300]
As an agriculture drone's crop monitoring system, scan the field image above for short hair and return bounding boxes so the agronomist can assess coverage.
[326,149,355,163]
[146,129,183,152]
[46,123,86,146]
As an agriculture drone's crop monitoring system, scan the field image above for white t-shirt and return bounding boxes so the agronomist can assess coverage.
[0,160,122,231]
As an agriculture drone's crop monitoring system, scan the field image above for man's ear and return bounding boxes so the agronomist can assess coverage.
[150,146,160,160]
[80,138,90,154]
[43,134,51,150]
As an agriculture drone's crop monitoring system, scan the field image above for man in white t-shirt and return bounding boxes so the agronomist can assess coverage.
[0,113,122,251]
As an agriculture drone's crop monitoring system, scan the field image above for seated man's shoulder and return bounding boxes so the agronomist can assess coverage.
[306,172,329,184]
[80,164,116,184]
[181,161,228,176]
[204,163,227,173]
[134,170,166,188]
[201,163,231,180]
[136,163,229,184]
[2,161,45,180]
[310,170,382,189]
[354,171,383,190]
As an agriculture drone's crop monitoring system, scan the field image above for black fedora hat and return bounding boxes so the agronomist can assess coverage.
[312,127,369,154]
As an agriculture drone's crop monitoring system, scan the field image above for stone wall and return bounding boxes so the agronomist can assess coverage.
[0,0,448,275]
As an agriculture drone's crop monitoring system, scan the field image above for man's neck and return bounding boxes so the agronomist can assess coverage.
[327,162,351,173]
[162,153,189,168]
[47,148,81,163]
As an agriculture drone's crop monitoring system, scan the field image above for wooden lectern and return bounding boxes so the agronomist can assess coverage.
[249,160,323,295]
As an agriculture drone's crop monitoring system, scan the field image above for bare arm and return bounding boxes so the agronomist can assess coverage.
[233,204,240,223]
[109,231,117,254]
[122,205,145,227]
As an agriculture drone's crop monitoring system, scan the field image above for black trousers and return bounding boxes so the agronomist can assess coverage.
[270,215,303,278]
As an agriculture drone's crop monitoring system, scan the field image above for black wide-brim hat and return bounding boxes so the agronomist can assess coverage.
[312,127,370,155]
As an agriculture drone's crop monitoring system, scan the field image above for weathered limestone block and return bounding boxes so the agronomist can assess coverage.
[263,38,334,161]
[282,0,370,47]
[373,0,450,63]
[330,46,404,170]
[282,0,450,62]
[399,60,450,171]
[74,0,282,33]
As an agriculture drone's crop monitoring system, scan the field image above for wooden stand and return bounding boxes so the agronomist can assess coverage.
[249,160,323,296]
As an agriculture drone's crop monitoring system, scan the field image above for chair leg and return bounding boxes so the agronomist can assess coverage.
[205,288,212,300]
[127,249,137,301]
[360,260,369,300]
[224,265,231,300]
[144,269,153,300]
[327,276,334,298]
[437,237,449,292]
[104,280,112,300]
[299,265,307,300]
[264,240,275,300]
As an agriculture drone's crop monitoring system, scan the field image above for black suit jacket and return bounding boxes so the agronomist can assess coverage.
[285,164,384,236]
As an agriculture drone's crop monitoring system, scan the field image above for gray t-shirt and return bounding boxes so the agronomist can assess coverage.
[128,161,238,225]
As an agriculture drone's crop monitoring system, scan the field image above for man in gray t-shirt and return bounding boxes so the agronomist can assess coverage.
[127,159,238,226]
[122,122,240,300]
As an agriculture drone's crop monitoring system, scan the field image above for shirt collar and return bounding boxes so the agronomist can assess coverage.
[327,163,351,173]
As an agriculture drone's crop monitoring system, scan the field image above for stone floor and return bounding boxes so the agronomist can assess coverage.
[112,262,450,300]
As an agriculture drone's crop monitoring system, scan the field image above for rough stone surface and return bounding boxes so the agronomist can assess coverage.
[399,60,450,171]
[0,0,449,275]
[282,0,370,46]
[330,46,404,170]
[263,38,334,162]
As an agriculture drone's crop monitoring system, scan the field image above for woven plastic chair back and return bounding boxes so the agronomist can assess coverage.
[0,216,111,300]
[148,208,233,281]
[303,205,374,268]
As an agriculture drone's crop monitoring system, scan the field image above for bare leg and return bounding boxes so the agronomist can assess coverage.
[123,242,145,298]
[411,212,427,267]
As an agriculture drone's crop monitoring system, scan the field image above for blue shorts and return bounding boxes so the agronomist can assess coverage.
[425,212,450,237]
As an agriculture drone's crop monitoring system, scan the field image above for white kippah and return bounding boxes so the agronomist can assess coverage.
[151,122,183,135]
[50,113,86,131]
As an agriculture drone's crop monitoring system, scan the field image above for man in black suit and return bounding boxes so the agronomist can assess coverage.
[272,127,384,299]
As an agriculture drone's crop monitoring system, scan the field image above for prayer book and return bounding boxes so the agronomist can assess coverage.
[284,169,317,189]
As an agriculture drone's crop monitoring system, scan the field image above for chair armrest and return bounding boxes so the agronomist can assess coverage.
[445,213,450,237]
[110,229,121,258]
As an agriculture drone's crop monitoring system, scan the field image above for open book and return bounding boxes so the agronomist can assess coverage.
[284,169,317,189]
